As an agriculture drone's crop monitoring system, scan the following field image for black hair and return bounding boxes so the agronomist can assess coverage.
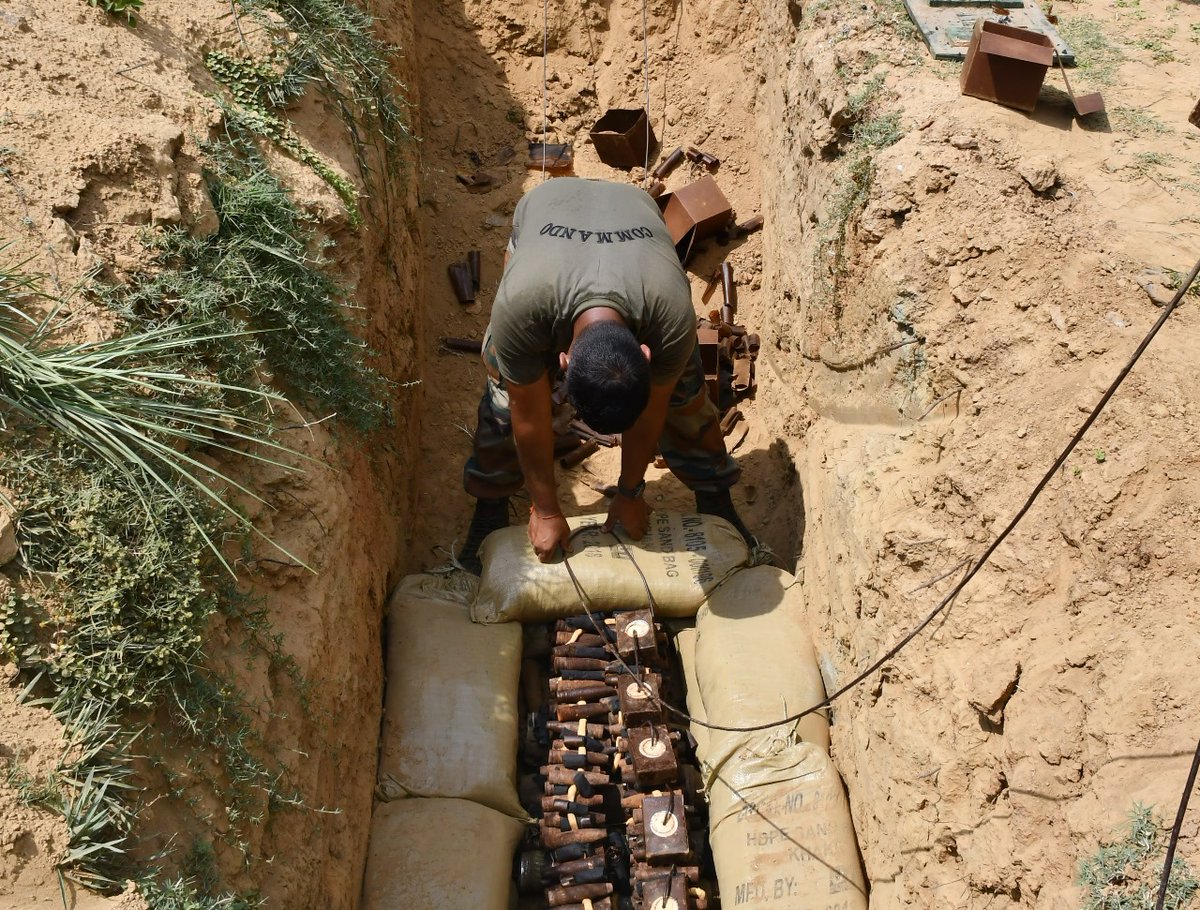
[565,321,651,434]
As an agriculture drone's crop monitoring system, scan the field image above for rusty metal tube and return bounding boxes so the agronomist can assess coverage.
[559,438,600,469]
[651,146,686,180]
[546,882,614,906]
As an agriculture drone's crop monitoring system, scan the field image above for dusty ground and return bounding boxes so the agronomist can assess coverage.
[2,0,1199,907]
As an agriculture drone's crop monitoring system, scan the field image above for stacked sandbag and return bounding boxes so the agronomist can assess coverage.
[674,626,709,761]
[694,566,830,759]
[706,739,866,908]
[471,512,751,623]
[692,566,867,909]
[363,798,524,910]
[377,573,525,819]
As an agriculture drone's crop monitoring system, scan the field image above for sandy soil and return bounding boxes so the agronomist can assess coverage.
[406,0,1200,907]
[0,2,422,907]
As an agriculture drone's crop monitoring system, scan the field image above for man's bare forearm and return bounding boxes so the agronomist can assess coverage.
[618,382,673,488]
[509,376,560,515]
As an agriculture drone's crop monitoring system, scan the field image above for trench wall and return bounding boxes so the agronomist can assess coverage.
[755,4,1200,908]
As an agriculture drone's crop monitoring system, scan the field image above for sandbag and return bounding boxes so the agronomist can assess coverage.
[674,627,709,762]
[472,512,750,624]
[363,797,525,910]
[694,566,830,769]
[708,739,867,910]
[378,574,525,818]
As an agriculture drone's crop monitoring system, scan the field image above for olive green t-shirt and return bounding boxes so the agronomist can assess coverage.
[490,177,696,386]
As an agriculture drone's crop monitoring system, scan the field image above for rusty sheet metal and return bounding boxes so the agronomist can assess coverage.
[903,0,1074,63]
[1057,53,1105,116]
[1190,99,1200,130]
[589,108,656,170]
[655,176,733,263]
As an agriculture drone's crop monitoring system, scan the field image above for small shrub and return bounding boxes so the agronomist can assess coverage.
[88,0,144,24]
[1079,803,1199,910]
[106,130,391,432]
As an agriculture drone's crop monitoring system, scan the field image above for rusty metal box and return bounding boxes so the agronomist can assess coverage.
[960,19,1054,112]
[655,176,733,264]
[590,108,656,170]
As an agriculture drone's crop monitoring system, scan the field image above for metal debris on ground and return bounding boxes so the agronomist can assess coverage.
[456,170,496,192]
[589,108,657,170]
[684,146,720,171]
[528,142,574,173]
[902,0,1074,63]
[1190,99,1200,130]
[960,19,1055,112]
[1056,51,1105,117]
[447,261,475,304]
[697,260,758,422]
[656,176,734,264]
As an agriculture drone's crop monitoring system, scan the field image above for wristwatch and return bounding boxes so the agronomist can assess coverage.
[616,478,646,499]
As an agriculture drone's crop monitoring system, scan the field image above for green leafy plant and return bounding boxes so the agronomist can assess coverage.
[241,0,412,185]
[106,130,391,432]
[206,53,360,218]
[1079,803,1199,909]
[87,0,144,24]
[813,72,903,310]
[0,280,301,572]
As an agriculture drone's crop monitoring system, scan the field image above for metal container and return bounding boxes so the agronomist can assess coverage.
[589,108,657,170]
[960,19,1054,112]
[655,176,734,263]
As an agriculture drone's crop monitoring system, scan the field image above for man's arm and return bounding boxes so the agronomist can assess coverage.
[604,379,675,539]
[508,373,572,561]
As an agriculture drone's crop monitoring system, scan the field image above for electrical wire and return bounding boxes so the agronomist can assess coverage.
[541,0,548,181]
[642,0,651,173]
[561,254,1200,736]
[1155,737,1200,910]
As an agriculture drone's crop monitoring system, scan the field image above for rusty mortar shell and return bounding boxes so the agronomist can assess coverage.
[466,250,482,290]
[553,656,611,672]
[555,630,609,648]
[540,826,608,851]
[559,438,600,469]
[551,678,617,697]
[651,146,686,180]
[685,146,720,169]
[546,720,618,738]
[552,644,612,661]
[735,214,764,236]
[447,262,475,304]
[440,336,483,354]
[544,811,608,829]
[546,881,614,907]
[720,261,737,314]
[547,853,607,881]
[543,795,606,814]
[720,409,743,436]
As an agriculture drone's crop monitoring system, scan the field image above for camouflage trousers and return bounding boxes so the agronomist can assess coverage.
[463,327,740,499]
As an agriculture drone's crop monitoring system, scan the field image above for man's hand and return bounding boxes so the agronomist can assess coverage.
[529,510,572,562]
[604,493,650,540]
